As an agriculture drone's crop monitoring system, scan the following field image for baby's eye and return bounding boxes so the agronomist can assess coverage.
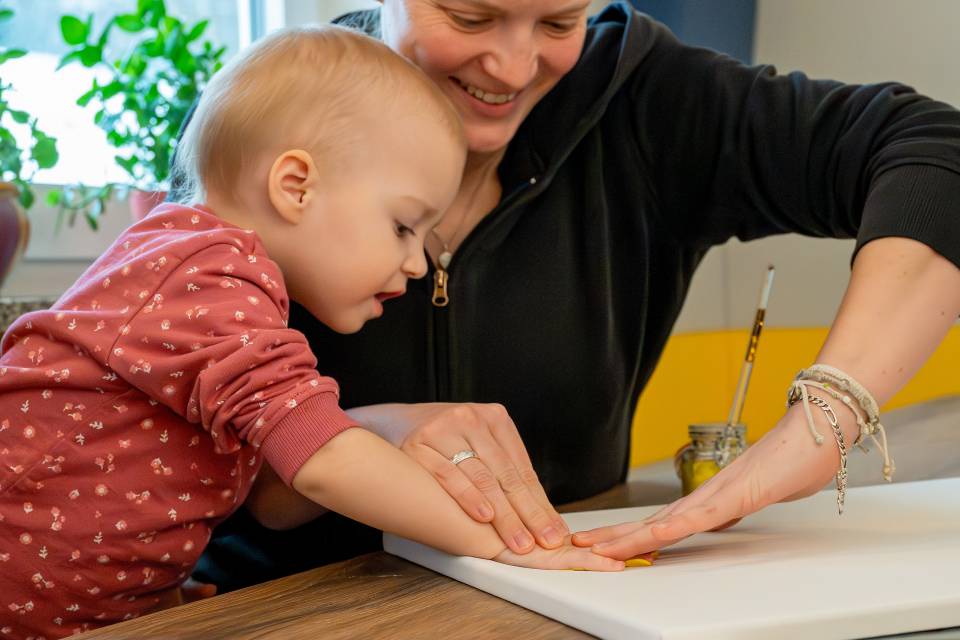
[395,222,415,237]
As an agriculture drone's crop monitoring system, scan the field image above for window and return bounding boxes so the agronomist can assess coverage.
[0,0,243,187]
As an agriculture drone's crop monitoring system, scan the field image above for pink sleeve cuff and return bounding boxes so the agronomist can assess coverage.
[260,393,358,485]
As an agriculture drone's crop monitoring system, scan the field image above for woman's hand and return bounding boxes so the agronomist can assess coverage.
[347,402,569,554]
[572,402,848,559]
[576,237,960,559]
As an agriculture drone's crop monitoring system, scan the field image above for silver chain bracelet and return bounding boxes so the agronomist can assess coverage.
[807,394,848,514]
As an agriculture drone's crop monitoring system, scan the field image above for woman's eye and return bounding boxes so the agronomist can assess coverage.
[449,12,491,29]
[395,222,415,237]
[543,20,579,34]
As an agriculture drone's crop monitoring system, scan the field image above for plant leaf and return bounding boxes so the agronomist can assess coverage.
[46,189,63,206]
[0,48,27,64]
[145,35,165,57]
[97,19,114,48]
[0,9,13,22]
[9,109,30,124]
[60,15,89,45]
[174,49,195,75]
[79,44,103,67]
[56,50,82,70]
[186,19,208,42]
[18,183,34,210]
[115,14,144,32]
[32,136,59,169]
[76,85,99,107]
[100,80,123,100]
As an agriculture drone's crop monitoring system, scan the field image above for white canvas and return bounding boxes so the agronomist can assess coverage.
[384,478,960,639]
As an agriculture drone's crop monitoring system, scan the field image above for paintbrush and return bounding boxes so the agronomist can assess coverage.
[726,265,776,427]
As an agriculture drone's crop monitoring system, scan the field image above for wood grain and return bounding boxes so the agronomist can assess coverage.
[75,551,593,639]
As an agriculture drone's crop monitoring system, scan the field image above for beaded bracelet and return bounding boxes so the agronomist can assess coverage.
[791,364,895,481]
[786,364,896,513]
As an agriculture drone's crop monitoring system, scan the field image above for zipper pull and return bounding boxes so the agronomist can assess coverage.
[432,269,450,307]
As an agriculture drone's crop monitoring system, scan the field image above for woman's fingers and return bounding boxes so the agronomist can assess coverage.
[403,402,568,553]
[591,491,745,559]
[409,435,539,554]
[571,520,647,547]
[456,456,538,553]
[408,443,495,523]
[465,424,565,548]
[483,405,571,538]
[573,466,732,547]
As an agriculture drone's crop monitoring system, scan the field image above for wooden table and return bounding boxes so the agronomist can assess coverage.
[76,478,681,639]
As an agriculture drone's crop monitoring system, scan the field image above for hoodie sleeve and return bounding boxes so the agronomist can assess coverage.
[108,242,357,484]
[626,15,960,269]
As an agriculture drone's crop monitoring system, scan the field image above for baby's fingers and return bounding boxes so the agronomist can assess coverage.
[495,545,625,572]
[557,546,626,572]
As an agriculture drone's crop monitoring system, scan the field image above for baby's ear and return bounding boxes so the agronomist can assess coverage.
[267,150,319,224]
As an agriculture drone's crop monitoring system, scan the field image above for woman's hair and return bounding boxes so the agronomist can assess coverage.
[172,24,462,205]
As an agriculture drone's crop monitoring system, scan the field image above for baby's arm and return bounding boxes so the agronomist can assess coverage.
[291,428,623,570]
[245,463,328,530]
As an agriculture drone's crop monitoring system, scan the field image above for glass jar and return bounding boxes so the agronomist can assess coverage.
[674,423,747,496]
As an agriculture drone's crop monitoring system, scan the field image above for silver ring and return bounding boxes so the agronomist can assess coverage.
[450,450,478,465]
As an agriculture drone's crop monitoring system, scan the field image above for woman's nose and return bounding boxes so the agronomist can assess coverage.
[480,30,539,91]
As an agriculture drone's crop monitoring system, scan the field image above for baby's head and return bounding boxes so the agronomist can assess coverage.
[174,25,466,333]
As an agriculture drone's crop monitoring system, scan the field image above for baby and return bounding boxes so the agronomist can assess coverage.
[0,25,620,638]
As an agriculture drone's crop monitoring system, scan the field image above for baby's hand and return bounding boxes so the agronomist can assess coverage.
[493,536,626,571]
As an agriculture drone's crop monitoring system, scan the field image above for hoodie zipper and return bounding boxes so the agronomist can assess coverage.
[428,174,546,401]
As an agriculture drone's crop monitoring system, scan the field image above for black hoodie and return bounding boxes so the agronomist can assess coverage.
[306,3,960,503]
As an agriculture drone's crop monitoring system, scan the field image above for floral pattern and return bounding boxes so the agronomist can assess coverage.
[0,205,354,638]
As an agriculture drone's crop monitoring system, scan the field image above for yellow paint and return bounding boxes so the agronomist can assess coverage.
[629,326,960,467]
[624,558,653,567]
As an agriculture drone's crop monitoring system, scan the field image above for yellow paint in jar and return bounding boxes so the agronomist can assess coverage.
[674,423,746,496]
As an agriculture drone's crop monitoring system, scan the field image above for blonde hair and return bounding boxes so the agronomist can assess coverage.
[172,25,463,204]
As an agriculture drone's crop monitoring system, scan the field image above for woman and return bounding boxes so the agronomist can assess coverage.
[194,0,960,589]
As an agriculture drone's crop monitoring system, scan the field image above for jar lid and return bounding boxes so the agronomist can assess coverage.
[688,422,744,437]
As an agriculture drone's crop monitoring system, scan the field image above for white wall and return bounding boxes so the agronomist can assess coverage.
[754,0,960,107]
[283,0,377,26]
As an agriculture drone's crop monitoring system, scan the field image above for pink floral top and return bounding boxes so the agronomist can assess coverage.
[0,204,356,637]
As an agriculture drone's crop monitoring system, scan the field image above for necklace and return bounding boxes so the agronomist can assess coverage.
[429,219,463,308]
[431,229,456,270]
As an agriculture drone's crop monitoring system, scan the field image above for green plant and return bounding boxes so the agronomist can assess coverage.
[0,7,59,211]
[57,0,226,191]
[46,182,121,232]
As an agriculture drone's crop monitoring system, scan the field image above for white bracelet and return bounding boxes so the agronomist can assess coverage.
[787,364,895,487]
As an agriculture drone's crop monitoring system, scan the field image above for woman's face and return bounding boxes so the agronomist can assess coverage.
[381,0,590,155]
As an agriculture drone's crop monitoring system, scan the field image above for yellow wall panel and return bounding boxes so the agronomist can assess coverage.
[629,326,960,467]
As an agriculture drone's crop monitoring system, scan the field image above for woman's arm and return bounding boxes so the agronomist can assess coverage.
[289,426,623,570]
[574,236,960,558]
